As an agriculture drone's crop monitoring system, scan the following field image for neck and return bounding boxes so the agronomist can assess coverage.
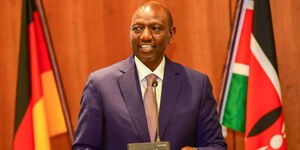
[146,63,159,72]
[145,57,163,72]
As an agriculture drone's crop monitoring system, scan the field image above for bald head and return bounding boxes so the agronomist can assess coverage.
[132,1,173,27]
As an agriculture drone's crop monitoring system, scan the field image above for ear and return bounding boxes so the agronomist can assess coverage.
[168,26,176,44]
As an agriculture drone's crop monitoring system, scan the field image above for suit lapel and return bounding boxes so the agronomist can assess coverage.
[118,56,150,142]
[159,58,183,138]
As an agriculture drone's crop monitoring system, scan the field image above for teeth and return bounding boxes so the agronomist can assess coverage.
[141,45,153,49]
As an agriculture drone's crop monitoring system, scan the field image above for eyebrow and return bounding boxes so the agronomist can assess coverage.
[132,19,166,25]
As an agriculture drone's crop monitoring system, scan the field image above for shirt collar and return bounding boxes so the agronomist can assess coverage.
[134,55,165,81]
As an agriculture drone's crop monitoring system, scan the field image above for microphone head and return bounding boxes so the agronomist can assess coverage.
[152,80,158,87]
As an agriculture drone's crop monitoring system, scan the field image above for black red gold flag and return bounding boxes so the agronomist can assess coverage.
[14,0,68,149]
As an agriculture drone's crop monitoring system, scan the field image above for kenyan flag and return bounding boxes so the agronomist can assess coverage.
[219,0,287,149]
[14,0,68,149]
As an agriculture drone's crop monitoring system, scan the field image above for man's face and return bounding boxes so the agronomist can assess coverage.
[130,5,175,70]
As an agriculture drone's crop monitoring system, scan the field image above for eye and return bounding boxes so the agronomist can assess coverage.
[151,26,163,34]
[132,26,143,33]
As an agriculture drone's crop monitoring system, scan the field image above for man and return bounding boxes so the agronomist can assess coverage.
[73,1,226,150]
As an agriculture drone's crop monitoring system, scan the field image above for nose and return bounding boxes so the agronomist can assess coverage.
[140,27,152,42]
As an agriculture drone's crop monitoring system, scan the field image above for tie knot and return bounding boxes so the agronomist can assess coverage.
[146,74,157,87]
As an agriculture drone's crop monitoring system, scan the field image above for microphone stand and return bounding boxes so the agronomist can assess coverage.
[152,80,161,142]
[127,79,170,150]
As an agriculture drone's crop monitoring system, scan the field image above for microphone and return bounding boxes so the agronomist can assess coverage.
[152,80,158,87]
[127,79,170,150]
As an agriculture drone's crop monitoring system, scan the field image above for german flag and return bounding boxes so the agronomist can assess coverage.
[14,0,68,149]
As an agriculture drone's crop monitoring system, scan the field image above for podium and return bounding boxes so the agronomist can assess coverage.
[127,141,170,150]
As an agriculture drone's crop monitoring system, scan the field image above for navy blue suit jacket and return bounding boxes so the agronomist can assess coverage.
[73,56,226,150]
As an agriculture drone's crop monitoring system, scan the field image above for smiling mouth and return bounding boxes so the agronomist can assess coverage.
[140,44,155,49]
[139,45,156,53]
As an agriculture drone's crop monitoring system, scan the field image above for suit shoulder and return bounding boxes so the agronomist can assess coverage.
[166,58,209,82]
[181,65,207,79]
[89,59,129,82]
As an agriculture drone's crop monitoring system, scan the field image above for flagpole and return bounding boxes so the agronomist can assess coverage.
[219,1,244,149]
[218,0,244,113]
[34,0,75,143]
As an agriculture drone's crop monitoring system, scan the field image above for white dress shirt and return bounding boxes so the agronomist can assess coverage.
[134,56,165,110]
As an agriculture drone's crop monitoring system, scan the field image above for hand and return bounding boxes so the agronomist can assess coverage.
[181,146,197,150]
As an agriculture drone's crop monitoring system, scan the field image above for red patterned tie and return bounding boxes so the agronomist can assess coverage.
[144,74,158,142]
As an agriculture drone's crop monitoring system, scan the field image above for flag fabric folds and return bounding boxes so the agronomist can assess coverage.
[219,0,287,149]
[14,0,67,149]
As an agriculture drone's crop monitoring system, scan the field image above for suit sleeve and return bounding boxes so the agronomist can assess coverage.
[195,75,227,150]
[73,74,104,150]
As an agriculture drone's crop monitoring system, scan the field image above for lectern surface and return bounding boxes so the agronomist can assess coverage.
[127,141,170,150]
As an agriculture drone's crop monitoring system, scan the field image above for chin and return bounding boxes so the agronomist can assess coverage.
[137,53,152,60]
[140,57,152,63]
